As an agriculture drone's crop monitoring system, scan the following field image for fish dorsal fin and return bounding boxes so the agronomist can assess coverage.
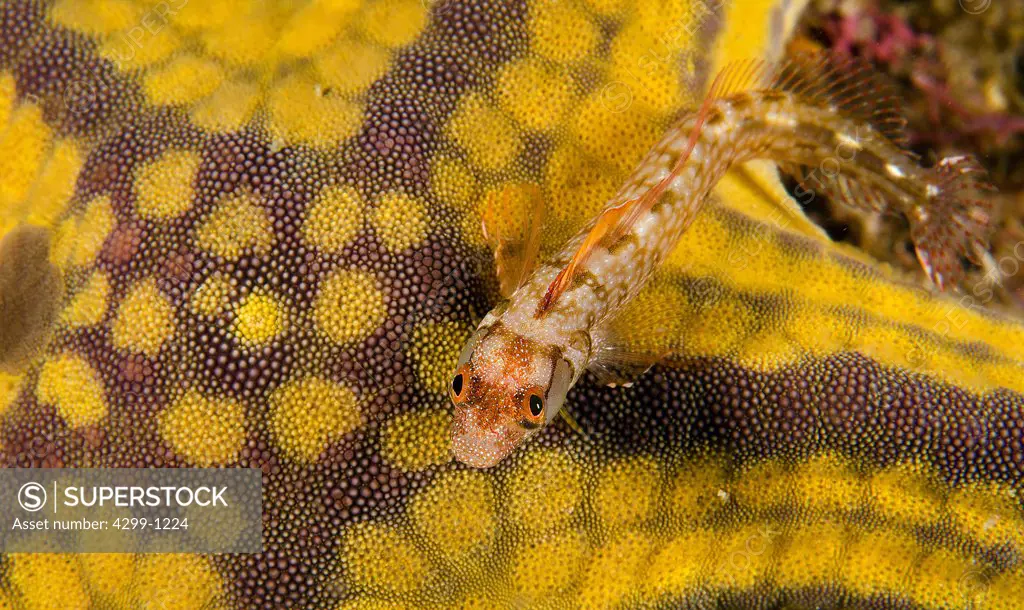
[772,52,910,149]
[536,60,770,316]
[535,53,912,315]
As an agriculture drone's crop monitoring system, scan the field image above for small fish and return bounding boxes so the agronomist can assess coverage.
[449,54,995,468]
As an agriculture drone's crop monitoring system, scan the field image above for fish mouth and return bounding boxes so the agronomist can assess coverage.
[450,411,523,469]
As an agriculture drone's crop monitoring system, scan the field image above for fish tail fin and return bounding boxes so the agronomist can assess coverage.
[769,52,997,290]
[910,154,996,290]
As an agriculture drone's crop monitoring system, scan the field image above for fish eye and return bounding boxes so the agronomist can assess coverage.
[450,364,471,403]
[529,394,544,417]
[520,387,546,424]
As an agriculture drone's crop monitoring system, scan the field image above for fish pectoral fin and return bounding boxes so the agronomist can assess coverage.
[481,183,545,299]
[588,345,670,388]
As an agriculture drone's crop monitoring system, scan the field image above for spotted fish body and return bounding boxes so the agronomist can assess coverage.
[450,59,994,468]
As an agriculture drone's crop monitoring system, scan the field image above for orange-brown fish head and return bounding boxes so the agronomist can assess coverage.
[448,323,573,468]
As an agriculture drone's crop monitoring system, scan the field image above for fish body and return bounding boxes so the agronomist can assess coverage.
[450,57,994,469]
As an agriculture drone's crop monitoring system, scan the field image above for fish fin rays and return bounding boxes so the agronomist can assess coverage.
[780,161,891,214]
[537,201,633,315]
[588,343,670,388]
[771,52,910,149]
[772,53,995,290]
[911,154,996,290]
[482,183,545,300]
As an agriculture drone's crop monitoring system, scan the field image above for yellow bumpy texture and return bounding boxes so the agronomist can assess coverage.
[1,0,1023,608]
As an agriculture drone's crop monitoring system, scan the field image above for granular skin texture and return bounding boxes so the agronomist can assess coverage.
[0,0,1022,608]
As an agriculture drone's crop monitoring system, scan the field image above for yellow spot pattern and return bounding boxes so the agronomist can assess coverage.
[643,531,713,598]
[269,377,361,462]
[734,459,793,509]
[50,0,141,34]
[667,459,730,524]
[447,93,522,172]
[663,206,1024,392]
[0,105,50,216]
[78,554,135,601]
[111,278,176,356]
[868,462,947,525]
[408,321,473,394]
[196,190,275,260]
[62,271,110,327]
[303,185,366,254]
[316,39,391,96]
[912,549,985,609]
[576,93,666,172]
[776,521,846,589]
[268,72,364,149]
[191,80,262,133]
[313,269,387,345]
[528,0,599,64]
[510,529,588,599]
[36,353,108,428]
[199,11,277,68]
[70,195,115,268]
[25,140,84,228]
[324,455,1024,610]
[0,72,12,130]
[577,531,655,607]
[277,2,349,58]
[158,390,246,466]
[372,191,429,252]
[594,457,660,529]
[359,0,428,48]
[144,55,226,107]
[190,273,236,317]
[380,409,452,471]
[843,531,920,597]
[133,149,201,220]
[988,568,1024,610]
[342,522,429,595]
[792,453,865,513]
[131,554,222,610]
[9,554,89,610]
[0,372,22,419]
[5,0,1024,609]
[948,482,1024,549]
[497,58,573,132]
[504,448,583,534]
[232,291,286,345]
[543,142,619,226]
[408,470,496,563]
[430,155,479,212]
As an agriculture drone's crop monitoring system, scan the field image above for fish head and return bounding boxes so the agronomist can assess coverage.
[449,322,573,468]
